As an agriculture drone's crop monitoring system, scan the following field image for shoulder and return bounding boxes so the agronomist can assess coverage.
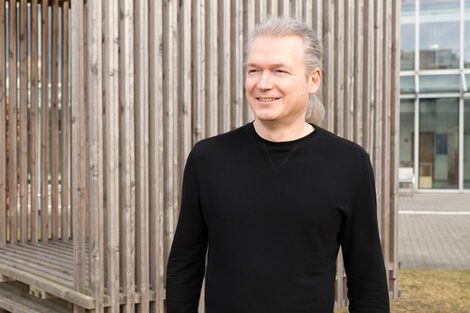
[315,126,370,165]
[190,123,250,160]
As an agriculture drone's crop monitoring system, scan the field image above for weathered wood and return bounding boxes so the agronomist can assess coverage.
[343,0,355,141]
[149,0,164,311]
[0,281,72,313]
[30,0,40,244]
[207,0,218,137]
[362,0,374,152]
[8,0,18,245]
[231,0,243,128]
[221,0,231,132]
[19,0,28,244]
[390,0,401,296]
[0,0,6,247]
[135,0,150,312]
[381,0,392,287]
[244,0,255,122]
[353,0,364,144]
[71,2,87,313]
[322,0,334,131]
[103,0,120,311]
[40,0,49,242]
[61,0,71,241]
[119,0,136,311]
[334,0,344,136]
[0,263,94,309]
[50,0,60,241]
[86,0,104,311]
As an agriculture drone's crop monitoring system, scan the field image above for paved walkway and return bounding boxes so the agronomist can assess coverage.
[398,193,470,270]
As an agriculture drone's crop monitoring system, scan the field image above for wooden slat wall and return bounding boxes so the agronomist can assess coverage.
[0,0,400,311]
[0,0,5,248]
[1,0,72,245]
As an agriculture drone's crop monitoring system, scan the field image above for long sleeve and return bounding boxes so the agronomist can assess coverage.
[340,153,390,313]
[166,147,208,313]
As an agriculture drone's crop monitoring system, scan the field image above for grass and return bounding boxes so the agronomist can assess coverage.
[335,268,470,313]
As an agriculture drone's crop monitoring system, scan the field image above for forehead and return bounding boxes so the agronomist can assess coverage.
[247,35,305,65]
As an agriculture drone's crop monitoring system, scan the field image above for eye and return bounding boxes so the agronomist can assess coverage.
[275,69,288,74]
[248,69,258,74]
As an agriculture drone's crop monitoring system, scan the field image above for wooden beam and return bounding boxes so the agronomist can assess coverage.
[148,0,163,312]
[86,0,104,311]
[103,0,120,311]
[50,0,60,241]
[135,0,150,311]
[40,0,50,242]
[61,0,71,241]
[0,0,7,247]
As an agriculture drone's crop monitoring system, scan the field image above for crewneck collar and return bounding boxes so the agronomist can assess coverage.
[247,120,321,147]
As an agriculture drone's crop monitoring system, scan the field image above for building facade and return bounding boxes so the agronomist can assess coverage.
[401,0,470,192]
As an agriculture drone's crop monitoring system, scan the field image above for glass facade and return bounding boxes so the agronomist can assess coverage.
[400,0,470,191]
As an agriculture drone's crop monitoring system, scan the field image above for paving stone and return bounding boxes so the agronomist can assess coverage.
[398,193,470,270]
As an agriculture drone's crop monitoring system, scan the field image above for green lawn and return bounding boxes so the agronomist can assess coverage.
[335,268,470,313]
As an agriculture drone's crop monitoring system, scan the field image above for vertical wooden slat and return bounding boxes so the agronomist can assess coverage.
[322,0,334,131]
[362,0,374,152]
[19,0,28,243]
[353,0,364,144]
[207,0,217,136]
[119,0,136,311]
[181,0,192,176]
[221,0,231,131]
[335,0,345,303]
[103,0,120,311]
[163,0,176,286]
[257,0,267,22]
[334,0,344,136]
[30,0,39,244]
[71,0,86,311]
[135,0,150,311]
[244,0,255,122]
[50,0,60,241]
[231,0,243,127]
[280,0,290,17]
[61,0,70,241]
[343,0,355,141]
[373,0,383,227]
[192,0,205,142]
[381,0,392,287]
[149,0,163,311]
[87,0,104,311]
[0,0,6,247]
[8,0,18,245]
[390,0,401,296]
[268,0,278,16]
[40,0,49,242]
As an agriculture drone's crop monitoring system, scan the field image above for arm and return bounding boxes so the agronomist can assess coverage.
[340,153,390,313]
[166,147,208,313]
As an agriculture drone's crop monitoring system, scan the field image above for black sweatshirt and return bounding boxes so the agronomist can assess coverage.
[166,121,390,313]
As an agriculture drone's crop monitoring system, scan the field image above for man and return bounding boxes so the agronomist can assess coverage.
[166,17,390,313]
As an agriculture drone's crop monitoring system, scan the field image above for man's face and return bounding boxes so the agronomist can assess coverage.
[245,35,320,125]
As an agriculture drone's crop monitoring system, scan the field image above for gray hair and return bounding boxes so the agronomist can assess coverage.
[247,17,323,75]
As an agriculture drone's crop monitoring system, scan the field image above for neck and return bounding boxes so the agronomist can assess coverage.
[253,119,314,142]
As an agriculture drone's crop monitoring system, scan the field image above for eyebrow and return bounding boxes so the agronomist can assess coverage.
[246,62,289,68]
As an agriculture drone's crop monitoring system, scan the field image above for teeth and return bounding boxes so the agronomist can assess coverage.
[257,97,278,101]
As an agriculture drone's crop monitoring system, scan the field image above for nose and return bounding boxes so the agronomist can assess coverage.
[257,71,273,90]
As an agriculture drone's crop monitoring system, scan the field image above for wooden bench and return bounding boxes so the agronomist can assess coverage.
[399,167,415,195]
[0,241,95,310]
[0,281,72,313]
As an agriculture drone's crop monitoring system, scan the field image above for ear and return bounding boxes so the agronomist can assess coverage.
[307,67,321,95]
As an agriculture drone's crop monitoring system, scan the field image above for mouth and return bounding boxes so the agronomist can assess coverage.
[256,97,280,102]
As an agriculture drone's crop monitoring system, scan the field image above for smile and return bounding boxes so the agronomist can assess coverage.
[256,97,280,102]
